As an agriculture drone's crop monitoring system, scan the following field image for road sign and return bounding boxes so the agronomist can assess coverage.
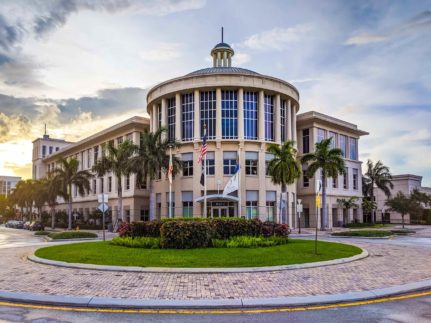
[316,180,322,193]
[98,203,108,213]
[316,195,321,208]
[98,194,108,203]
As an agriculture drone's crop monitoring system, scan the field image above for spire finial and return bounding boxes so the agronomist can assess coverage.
[221,26,224,43]
[44,124,46,136]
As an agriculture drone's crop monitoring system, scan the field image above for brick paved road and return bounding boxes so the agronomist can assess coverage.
[0,231,430,300]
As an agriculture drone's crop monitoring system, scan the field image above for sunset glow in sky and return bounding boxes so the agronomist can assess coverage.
[0,0,430,184]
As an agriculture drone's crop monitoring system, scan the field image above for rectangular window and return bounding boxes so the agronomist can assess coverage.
[200,91,216,139]
[87,149,91,168]
[280,100,287,142]
[302,129,310,154]
[349,137,357,160]
[92,179,97,194]
[42,145,46,158]
[167,97,176,142]
[245,151,258,175]
[244,91,258,140]
[223,151,237,175]
[343,167,349,189]
[93,146,99,162]
[182,191,193,218]
[317,128,326,143]
[182,153,193,177]
[55,147,59,152]
[125,175,130,190]
[108,176,112,193]
[181,93,194,141]
[156,193,161,219]
[157,104,162,129]
[266,191,276,222]
[353,168,359,190]
[80,151,84,169]
[221,90,238,139]
[49,146,53,154]
[303,170,309,187]
[203,151,215,175]
[333,177,338,189]
[126,133,133,142]
[265,153,274,176]
[100,178,104,193]
[329,131,337,149]
[117,136,123,145]
[339,135,347,158]
[264,94,274,141]
[246,190,258,219]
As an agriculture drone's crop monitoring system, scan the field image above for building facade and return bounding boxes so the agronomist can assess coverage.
[296,111,368,229]
[146,41,299,224]
[375,174,431,224]
[0,176,21,197]
[33,116,150,223]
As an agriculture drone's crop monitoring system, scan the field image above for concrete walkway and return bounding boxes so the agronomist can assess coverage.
[0,226,430,308]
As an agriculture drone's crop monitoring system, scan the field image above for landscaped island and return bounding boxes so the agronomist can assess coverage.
[34,218,362,268]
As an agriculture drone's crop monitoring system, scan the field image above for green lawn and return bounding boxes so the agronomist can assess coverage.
[345,223,389,229]
[34,239,361,268]
[332,230,393,237]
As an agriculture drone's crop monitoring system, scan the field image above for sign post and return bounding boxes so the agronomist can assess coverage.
[297,199,303,234]
[98,194,109,241]
[315,180,322,255]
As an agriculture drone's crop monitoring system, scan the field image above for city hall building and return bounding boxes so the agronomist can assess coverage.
[32,39,368,229]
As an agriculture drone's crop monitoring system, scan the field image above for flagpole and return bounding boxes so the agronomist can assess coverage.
[169,144,172,219]
[203,125,207,218]
[237,149,241,218]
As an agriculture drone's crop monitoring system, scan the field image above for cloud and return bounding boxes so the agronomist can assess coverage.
[238,25,313,51]
[140,43,181,62]
[344,10,431,45]
[232,52,250,66]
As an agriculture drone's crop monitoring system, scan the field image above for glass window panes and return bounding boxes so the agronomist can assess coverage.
[182,191,193,217]
[244,91,258,140]
[200,91,216,139]
[303,170,309,187]
[157,104,162,129]
[353,168,358,190]
[245,151,258,175]
[281,100,287,142]
[266,191,276,222]
[349,137,357,160]
[181,93,194,141]
[329,131,337,149]
[167,97,176,142]
[265,152,274,176]
[343,167,348,189]
[182,153,193,177]
[339,135,347,157]
[302,129,310,154]
[264,94,274,141]
[203,151,215,175]
[246,190,258,219]
[317,128,325,143]
[221,90,238,139]
[223,151,237,175]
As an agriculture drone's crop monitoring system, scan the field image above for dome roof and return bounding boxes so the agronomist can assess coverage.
[213,42,231,49]
[187,66,260,76]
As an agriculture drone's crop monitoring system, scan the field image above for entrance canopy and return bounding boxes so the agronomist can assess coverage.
[195,194,239,203]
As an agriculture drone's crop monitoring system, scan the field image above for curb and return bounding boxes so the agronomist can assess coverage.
[329,235,394,240]
[43,237,99,242]
[0,279,430,309]
[28,248,368,273]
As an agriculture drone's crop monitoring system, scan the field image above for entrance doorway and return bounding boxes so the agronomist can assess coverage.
[212,207,228,217]
[207,201,235,218]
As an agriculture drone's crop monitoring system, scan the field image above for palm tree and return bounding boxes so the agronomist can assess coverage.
[53,157,92,230]
[92,140,137,223]
[363,160,393,223]
[385,191,422,228]
[44,174,62,229]
[337,197,359,225]
[302,138,345,230]
[362,198,377,222]
[132,128,181,220]
[267,140,302,224]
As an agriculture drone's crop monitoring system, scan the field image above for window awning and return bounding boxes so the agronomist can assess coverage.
[194,194,239,203]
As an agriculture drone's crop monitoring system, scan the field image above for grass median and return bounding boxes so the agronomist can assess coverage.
[332,230,393,237]
[34,239,362,268]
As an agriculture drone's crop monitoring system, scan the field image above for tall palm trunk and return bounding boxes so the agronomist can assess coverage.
[321,174,327,230]
[51,206,56,229]
[370,182,375,224]
[149,180,155,220]
[68,184,73,230]
[281,183,287,224]
[116,175,124,222]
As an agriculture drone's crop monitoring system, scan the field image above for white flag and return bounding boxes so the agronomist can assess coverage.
[223,165,240,195]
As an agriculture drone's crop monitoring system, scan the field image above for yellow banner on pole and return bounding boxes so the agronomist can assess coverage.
[316,194,321,208]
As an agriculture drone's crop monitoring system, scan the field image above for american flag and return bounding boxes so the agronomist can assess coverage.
[168,151,173,184]
[197,126,207,164]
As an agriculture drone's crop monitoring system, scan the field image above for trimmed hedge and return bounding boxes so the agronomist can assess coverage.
[48,231,98,240]
[332,230,392,237]
[110,236,161,249]
[212,236,288,248]
[34,231,50,236]
[160,220,213,249]
[210,218,262,239]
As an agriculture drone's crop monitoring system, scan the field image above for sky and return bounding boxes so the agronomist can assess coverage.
[0,0,430,185]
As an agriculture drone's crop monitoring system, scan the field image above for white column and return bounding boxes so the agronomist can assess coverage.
[287,99,292,141]
[275,94,281,143]
[238,88,244,140]
[328,205,333,229]
[216,88,222,140]
[194,90,200,141]
[217,52,221,67]
[223,51,227,67]
[175,93,181,141]
[258,90,265,141]
[161,98,167,140]
[152,104,157,132]
[292,103,297,146]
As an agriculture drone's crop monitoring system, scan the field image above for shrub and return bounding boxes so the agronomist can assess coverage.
[262,221,290,237]
[332,230,392,237]
[48,231,98,240]
[110,236,161,249]
[34,231,50,236]
[130,221,163,237]
[160,220,214,249]
[212,235,288,248]
[210,218,263,239]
